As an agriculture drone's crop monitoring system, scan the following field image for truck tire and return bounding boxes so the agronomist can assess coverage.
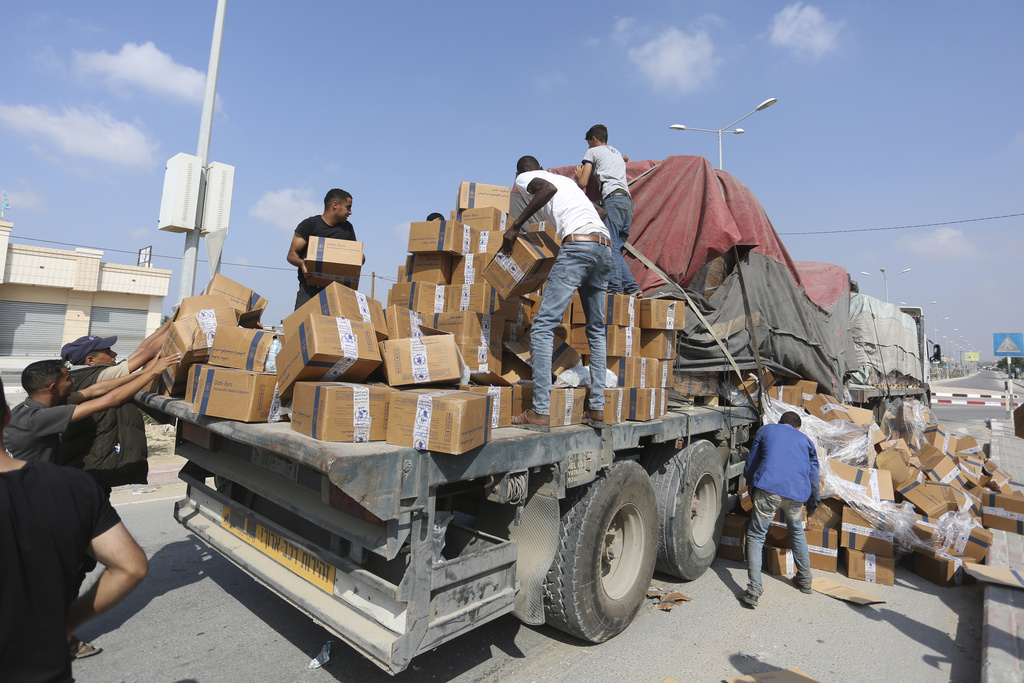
[544,459,658,643]
[646,440,724,581]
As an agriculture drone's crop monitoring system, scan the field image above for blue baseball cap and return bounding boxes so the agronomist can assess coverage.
[61,335,118,365]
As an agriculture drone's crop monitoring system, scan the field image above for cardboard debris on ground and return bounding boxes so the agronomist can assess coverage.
[963,563,1024,589]
[654,591,692,610]
[723,667,819,683]
[811,577,885,605]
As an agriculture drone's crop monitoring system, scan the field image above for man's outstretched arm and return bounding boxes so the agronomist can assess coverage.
[66,522,148,637]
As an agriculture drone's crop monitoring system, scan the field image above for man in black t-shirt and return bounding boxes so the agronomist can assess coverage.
[0,378,149,681]
[286,188,360,309]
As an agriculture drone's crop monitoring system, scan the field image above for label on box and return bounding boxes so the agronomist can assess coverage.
[350,384,371,443]
[785,550,794,575]
[840,481,868,497]
[494,252,524,283]
[481,314,492,346]
[842,522,894,543]
[625,327,633,355]
[462,225,472,255]
[487,386,501,428]
[478,231,490,253]
[196,308,219,347]
[410,337,430,383]
[516,304,525,326]
[952,529,970,555]
[809,545,838,557]
[983,506,1024,521]
[803,392,815,401]
[409,310,423,338]
[459,284,471,310]
[666,302,676,328]
[562,389,575,426]
[640,358,647,388]
[355,292,372,323]
[413,394,433,449]
[464,254,476,285]
[627,298,635,327]
[819,403,834,414]
[869,470,881,502]
[476,346,488,372]
[940,465,962,485]
[268,383,281,423]
[433,287,446,313]
[865,554,877,583]
[661,363,669,386]
[323,319,358,381]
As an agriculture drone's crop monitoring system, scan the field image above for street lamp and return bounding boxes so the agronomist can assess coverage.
[669,97,777,170]
[858,267,911,303]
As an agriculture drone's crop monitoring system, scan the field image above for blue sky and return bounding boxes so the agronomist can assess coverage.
[1,1,1021,361]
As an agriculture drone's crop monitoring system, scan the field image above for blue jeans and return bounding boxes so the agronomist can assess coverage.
[602,193,639,294]
[745,488,811,597]
[530,241,612,415]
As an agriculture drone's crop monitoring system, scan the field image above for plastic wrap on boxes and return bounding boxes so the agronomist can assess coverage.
[882,398,930,451]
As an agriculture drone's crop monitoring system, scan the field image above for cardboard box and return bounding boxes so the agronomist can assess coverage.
[733,369,777,394]
[875,447,916,489]
[567,323,590,356]
[768,385,806,407]
[453,206,509,231]
[386,389,491,454]
[450,253,496,286]
[498,298,532,328]
[917,445,970,489]
[674,370,719,397]
[304,235,362,288]
[388,282,447,314]
[276,314,382,399]
[428,311,504,349]
[606,325,641,358]
[459,344,501,377]
[208,327,279,372]
[840,507,894,557]
[625,388,661,422]
[605,293,639,327]
[763,546,797,576]
[284,282,386,343]
[807,498,845,529]
[923,424,952,455]
[718,514,749,562]
[463,383,532,428]
[457,181,510,214]
[603,387,626,425]
[382,305,447,341]
[380,334,463,387]
[828,461,895,504]
[482,231,559,299]
[504,338,580,380]
[159,307,240,395]
[408,220,479,256]
[843,548,895,586]
[936,522,993,563]
[899,480,953,518]
[549,386,586,426]
[638,329,676,360]
[404,252,453,284]
[912,548,972,587]
[191,365,281,423]
[981,491,1024,534]
[609,357,667,389]
[765,507,807,547]
[954,434,981,455]
[737,486,752,513]
[201,274,268,328]
[806,526,840,572]
[174,293,237,321]
[290,382,393,442]
[844,405,876,428]
[638,298,686,330]
[805,394,853,422]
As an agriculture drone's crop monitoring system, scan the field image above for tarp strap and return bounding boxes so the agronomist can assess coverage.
[732,246,766,418]
[623,242,760,414]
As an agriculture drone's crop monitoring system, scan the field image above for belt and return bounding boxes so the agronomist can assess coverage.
[562,233,611,248]
[607,189,630,198]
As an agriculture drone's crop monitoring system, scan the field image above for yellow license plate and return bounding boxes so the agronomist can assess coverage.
[221,505,336,594]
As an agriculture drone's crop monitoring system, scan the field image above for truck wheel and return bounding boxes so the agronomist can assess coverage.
[544,459,657,643]
[646,440,724,581]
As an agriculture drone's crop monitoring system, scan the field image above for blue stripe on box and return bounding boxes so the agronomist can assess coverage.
[1011,570,1024,587]
[317,289,330,315]
[467,183,477,209]
[245,332,268,371]
[311,385,322,438]
[299,325,311,364]
[248,292,260,309]
[436,221,447,251]
[198,370,216,415]
[484,394,492,442]
[316,238,327,263]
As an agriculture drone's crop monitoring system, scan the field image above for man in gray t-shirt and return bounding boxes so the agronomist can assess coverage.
[575,124,641,295]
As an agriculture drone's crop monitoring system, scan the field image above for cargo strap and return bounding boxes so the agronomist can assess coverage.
[622,241,759,414]
[731,246,766,419]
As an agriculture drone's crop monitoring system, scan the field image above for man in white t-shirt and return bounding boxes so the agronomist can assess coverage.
[575,124,641,296]
[502,156,613,430]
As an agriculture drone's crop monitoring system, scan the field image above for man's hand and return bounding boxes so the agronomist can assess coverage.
[501,226,521,256]
[149,354,181,376]
[806,495,820,516]
[574,165,584,180]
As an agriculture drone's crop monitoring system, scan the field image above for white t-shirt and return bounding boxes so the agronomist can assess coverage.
[513,170,609,242]
[582,145,629,198]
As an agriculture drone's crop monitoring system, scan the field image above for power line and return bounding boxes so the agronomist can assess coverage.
[778,212,1023,236]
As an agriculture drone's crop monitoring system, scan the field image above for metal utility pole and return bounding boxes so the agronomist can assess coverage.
[178,0,227,304]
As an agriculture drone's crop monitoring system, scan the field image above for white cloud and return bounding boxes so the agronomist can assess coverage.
[895,227,981,260]
[248,188,320,231]
[627,28,717,95]
[74,42,206,103]
[612,17,638,45]
[534,72,569,90]
[0,103,156,167]
[770,3,843,59]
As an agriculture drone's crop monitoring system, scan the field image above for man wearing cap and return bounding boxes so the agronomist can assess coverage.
[56,321,172,488]
[502,155,612,430]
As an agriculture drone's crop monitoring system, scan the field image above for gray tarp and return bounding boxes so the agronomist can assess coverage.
[847,293,923,387]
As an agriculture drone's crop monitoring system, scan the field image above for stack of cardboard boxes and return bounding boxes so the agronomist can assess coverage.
[719,379,1016,589]
[155,181,689,453]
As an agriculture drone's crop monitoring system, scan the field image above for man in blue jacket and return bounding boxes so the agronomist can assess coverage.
[740,411,820,607]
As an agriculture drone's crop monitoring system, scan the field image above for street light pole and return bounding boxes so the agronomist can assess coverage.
[669,98,777,170]
[859,267,911,303]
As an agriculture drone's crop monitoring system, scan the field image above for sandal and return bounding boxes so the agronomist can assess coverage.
[511,409,550,432]
[582,410,608,429]
[69,635,101,659]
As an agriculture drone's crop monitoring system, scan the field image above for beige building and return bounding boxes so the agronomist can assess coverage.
[0,220,171,357]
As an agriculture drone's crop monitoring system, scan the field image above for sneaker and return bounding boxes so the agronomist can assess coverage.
[738,591,758,607]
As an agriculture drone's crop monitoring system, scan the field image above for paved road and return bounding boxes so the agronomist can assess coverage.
[73,481,983,683]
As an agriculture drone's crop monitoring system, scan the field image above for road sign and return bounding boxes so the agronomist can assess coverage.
[965,351,980,361]
[993,333,1024,357]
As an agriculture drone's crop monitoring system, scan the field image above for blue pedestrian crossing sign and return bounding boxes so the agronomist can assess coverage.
[993,333,1024,357]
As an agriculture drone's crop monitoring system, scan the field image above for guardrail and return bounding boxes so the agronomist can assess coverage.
[931,391,1021,408]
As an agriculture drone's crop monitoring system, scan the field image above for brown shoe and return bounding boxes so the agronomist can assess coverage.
[511,408,550,432]
[582,409,607,428]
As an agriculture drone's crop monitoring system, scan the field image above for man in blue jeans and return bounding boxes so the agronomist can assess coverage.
[740,411,820,607]
[503,155,612,430]
[574,124,641,296]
